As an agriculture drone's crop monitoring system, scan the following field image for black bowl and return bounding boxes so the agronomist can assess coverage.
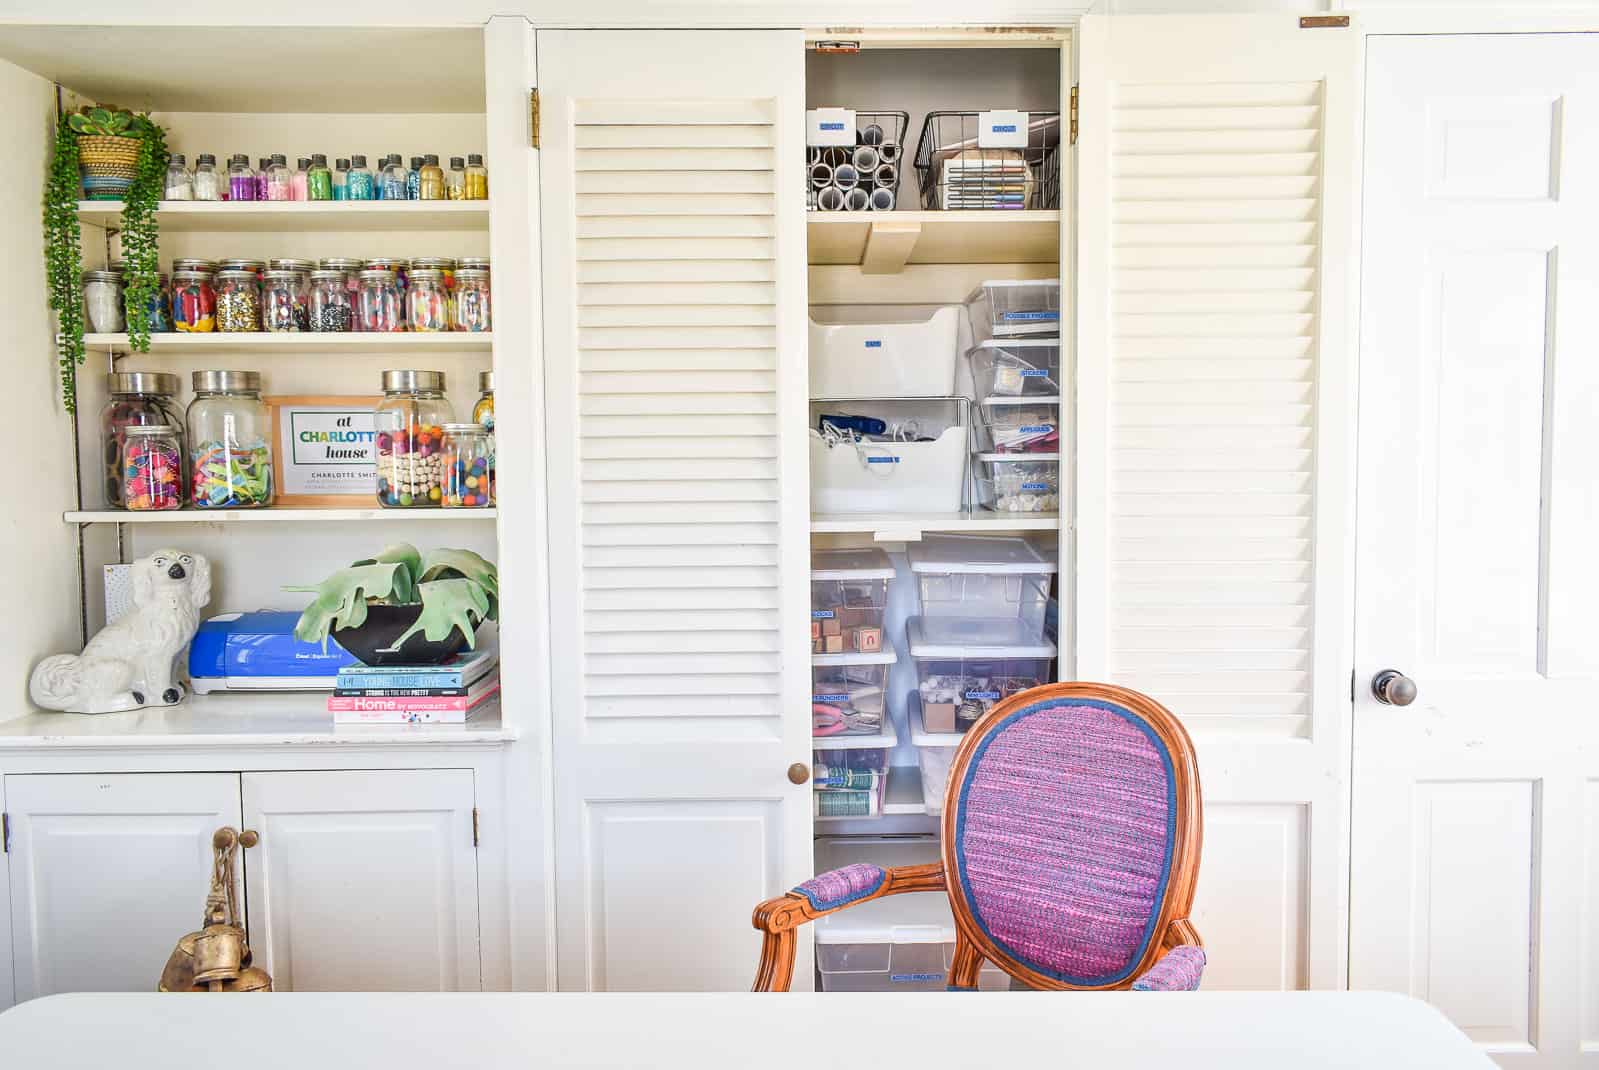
[331,604,476,666]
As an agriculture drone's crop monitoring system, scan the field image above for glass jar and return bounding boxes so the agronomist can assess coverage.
[438,423,493,507]
[458,256,491,274]
[320,257,363,300]
[227,154,257,201]
[379,154,408,201]
[265,153,293,201]
[187,370,273,509]
[215,269,262,332]
[473,370,496,505]
[406,269,450,333]
[192,154,222,201]
[83,270,125,334]
[346,154,374,201]
[164,154,193,201]
[307,153,333,200]
[100,372,185,508]
[365,258,410,327]
[375,370,452,508]
[172,257,217,275]
[447,156,466,200]
[453,268,492,332]
[171,270,217,332]
[308,270,353,332]
[268,257,317,278]
[332,157,350,201]
[291,156,310,201]
[128,272,172,333]
[121,426,184,512]
[217,258,266,286]
[464,153,488,200]
[419,154,445,200]
[406,155,423,200]
[355,269,403,333]
[262,270,308,332]
[413,256,458,322]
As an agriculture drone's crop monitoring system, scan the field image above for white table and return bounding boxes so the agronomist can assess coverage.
[0,991,1492,1069]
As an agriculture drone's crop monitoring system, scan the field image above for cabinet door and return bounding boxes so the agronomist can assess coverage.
[537,30,812,991]
[241,770,479,991]
[5,772,243,1001]
[1076,15,1359,989]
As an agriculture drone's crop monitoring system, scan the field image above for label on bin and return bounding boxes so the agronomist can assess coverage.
[1020,369,1049,378]
[1019,425,1053,434]
[864,339,882,348]
[815,693,850,703]
[812,609,835,620]
[891,973,944,983]
[807,107,857,146]
[865,455,900,464]
[1021,482,1049,491]
[965,690,1001,701]
[978,109,1030,149]
[1003,310,1059,322]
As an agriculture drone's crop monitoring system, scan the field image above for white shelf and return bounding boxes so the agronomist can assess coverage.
[0,693,513,751]
[810,512,1060,541]
[65,507,497,525]
[87,333,493,352]
[78,200,490,233]
[808,210,1061,273]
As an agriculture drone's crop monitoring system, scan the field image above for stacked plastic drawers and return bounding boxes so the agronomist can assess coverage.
[905,534,1058,816]
[811,549,898,819]
[966,279,1063,515]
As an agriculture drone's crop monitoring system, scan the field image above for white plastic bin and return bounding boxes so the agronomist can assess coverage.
[811,548,895,646]
[814,721,896,820]
[974,452,1061,514]
[814,836,1011,990]
[966,278,1061,344]
[813,647,897,736]
[978,396,1060,454]
[810,425,967,515]
[809,307,961,397]
[907,534,1057,632]
[907,616,1056,734]
[908,695,960,817]
[968,338,1062,401]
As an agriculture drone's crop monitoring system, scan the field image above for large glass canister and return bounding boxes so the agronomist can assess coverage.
[452,268,491,332]
[355,269,403,333]
[261,269,308,332]
[83,269,125,334]
[171,270,217,332]
[308,269,353,332]
[186,370,273,509]
[215,268,262,332]
[473,369,495,505]
[375,369,451,508]
[121,425,184,512]
[438,423,493,507]
[100,371,185,508]
[406,269,450,333]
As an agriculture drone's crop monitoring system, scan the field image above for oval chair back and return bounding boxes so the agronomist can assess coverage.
[939,682,1203,990]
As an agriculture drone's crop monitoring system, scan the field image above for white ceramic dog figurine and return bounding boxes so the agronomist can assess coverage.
[30,549,212,714]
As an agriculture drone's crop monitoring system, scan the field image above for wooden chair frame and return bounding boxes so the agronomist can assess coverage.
[752,682,1203,992]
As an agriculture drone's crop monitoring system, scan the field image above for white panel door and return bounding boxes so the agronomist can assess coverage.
[537,29,811,992]
[1076,14,1359,990]
[5,772,242,1002]
[1351,34,1599,1069]
[241,770,480,992]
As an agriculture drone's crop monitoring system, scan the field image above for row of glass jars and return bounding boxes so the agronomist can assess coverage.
[100,369,496,510]
[165,152,488,202]
[86,256,492,334]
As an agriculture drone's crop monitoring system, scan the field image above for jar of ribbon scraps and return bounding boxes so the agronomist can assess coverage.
[187,370,273,509]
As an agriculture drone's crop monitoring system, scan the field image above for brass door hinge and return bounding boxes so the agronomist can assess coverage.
[529,89,540,149]
[1069,85,1079,146]
[1300,15,1350,28]
[472,807,480,847]
[2,812,10,854]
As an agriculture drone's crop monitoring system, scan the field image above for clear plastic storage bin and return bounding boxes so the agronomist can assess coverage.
[814,836,1011,990]
[908,616,1056,735]
[813,723,895,820]
[908,695,960,817]
[808,307,960,397]
[812,548,895,648]
[968,338,1062,401]
[978,396,1060,454]
[813,647,896,736]
[966,278,1061,343]
[975,452,1061,514]
[908,534,1056,632]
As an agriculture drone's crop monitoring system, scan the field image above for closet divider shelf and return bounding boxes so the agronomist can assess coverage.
[807,210,1061,272]
[64,508,497,525]
[86,333,493,352]
[810,512,1060,542]
[77,200,491,233]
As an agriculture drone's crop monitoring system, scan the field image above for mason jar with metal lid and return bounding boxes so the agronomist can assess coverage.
[438,423,492,507]
[406,268,450,333]
[452,268,491,333]
[365,258,411,326]
[83,269,125,334]
[121,425,183,511]
[215,269,262,332]
[375,369,451,508]
[187,370,273,509]
[216,258,266,281]
[457,257,491,273]
[101,372,186,508]
[319,256,364,298]
[171,270,217,332]
[355,269,403,333]
[308,269,353,332]
[262,269,308,332]
[171,257,217,275]
[268,257,317,277]
[472,370,495,505]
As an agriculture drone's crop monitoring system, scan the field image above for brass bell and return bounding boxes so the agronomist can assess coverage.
[159,826,270,993]
[220,966,273,993]
[191,923,246,985]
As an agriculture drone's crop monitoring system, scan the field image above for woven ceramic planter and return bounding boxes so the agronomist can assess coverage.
[78,135,142,200]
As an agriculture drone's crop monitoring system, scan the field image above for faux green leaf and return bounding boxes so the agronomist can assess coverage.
[286,562,413,647]
[371,543,423,590]
[385,579,491,652]
[418,548,500,621]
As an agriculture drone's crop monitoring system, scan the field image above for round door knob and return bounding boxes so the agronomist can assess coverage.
[1371,669,1417,706]
[787,763,811,785]
[239,830,259,849]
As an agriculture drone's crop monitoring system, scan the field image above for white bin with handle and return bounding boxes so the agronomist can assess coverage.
[809,426,967,514]
[809,307,961,397]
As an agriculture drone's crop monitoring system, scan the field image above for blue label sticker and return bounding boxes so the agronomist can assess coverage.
[1002,310,1059,322]
[1020,369,1048,377]
[814,693,849,703]
[1021,482,1049,491]
[864,340,882,348]
[966,690,1001,701]
[1018,425,1053,434]
[991,124,1017,133]
[820,122,846,130]
[865,456,900,464]
[892,973,944,983]
[811,610,835,620]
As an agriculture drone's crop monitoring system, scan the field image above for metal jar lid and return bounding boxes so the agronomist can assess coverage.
[455,268,490,283]
[125,424,177,436]
[381,370,446,393]
[263,269,301,283]
[83,270,123,284]
[364,258,410,270]
[309,269,346,282]
[457,257,491,270]
[409,269,446,283]
[412,257,457,270]
[218,258,265,271]
[269,258,317,274]
[359,268,398,282]
[192,370,263,393]
[478,370,494,393]
[172,258,217,273]
[108,371,181,396]
[319,257,363,271]
[440,422,484,434]
[172,270,214,284]
[216,268,258,283]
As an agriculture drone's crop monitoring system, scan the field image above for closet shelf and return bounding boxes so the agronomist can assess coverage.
[87,333,493,353]
[77,200,490,233]
[810,512,1060,542]
[65,508,497,525]
[807,210,1061,273]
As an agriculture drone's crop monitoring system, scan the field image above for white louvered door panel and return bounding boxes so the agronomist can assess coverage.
[1077,15,1358,990]
[537,30,809,992]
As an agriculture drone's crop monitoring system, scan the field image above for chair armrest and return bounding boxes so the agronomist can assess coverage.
[1131,944,1206,991]
[751,862,946,991]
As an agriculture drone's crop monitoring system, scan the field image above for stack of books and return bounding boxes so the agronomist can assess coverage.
[329,648,500,724]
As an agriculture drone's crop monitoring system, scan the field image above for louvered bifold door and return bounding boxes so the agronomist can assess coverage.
[1077,15,1358,990]
[536,30,810,992]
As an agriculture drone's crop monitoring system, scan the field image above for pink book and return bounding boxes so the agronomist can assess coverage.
[329,681,500,723]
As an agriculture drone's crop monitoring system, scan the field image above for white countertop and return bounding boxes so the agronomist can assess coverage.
[0,991,1492,1069]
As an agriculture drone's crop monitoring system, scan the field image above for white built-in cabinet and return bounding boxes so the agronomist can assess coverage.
[4,769,480,1000]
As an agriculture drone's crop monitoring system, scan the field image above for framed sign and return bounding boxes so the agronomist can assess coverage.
[266,395,381,506]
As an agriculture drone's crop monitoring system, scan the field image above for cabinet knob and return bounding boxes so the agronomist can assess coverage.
[787,763,811,785]
[1371,669,1418,707]
[239,829,259,848]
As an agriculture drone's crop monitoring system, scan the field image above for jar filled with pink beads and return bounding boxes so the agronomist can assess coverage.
[262,270,307,332]
[121,426,184,512]
[452,268,491,332]
[356,269,403,332]
[406,269,450,332]
[308,270,353,332]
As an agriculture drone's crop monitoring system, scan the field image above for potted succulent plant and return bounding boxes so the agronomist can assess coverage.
[287,543,499,666]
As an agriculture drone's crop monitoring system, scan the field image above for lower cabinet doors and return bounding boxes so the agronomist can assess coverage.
[4,768,481,1004]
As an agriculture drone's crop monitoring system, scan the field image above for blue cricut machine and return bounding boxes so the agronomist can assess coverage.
[189,611,356,693]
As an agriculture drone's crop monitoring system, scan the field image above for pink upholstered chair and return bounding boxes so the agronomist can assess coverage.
[752,682,1204,992]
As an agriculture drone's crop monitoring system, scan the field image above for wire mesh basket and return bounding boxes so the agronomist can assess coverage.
[913,111,1061,210]
[806,109,910,212]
